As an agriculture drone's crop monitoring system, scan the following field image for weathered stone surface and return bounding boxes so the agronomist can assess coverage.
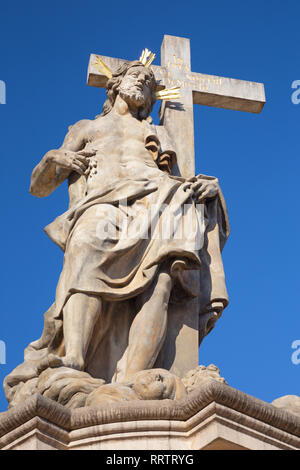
[272,395,300,417]
[7,366,186,409]
[4,45,231,410]
[37,367,105,409]
[1,381,299,450]
[182,364,227,393]
[86,369,186,406]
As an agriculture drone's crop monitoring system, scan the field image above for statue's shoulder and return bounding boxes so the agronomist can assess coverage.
[67,119,93,134]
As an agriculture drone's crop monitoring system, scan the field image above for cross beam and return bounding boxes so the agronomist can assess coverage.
[87,35,265,178]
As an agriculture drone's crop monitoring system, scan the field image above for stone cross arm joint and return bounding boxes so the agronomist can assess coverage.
[86,35,266,178]
[87,53,265,114]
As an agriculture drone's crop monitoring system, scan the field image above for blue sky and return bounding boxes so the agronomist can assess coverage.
[0,0,299,411]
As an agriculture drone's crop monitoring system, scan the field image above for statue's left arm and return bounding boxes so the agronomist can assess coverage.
[192,174,230,244]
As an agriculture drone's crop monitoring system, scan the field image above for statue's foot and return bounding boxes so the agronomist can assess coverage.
[36,353,63,373]
[62,356,84,371]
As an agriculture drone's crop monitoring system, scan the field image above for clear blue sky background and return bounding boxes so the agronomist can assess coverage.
[0,0,299,412]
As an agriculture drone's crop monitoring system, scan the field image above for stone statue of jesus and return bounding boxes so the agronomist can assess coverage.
[4,59,229,406]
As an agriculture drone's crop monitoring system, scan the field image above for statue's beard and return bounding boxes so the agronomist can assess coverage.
[119,85,146,108]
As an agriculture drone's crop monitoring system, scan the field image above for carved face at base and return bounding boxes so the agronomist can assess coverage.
[118,65,156,111]
[129,369,186,401]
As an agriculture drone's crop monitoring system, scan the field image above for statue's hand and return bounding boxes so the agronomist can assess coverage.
[48,149,94,176]
[191,176,219,203]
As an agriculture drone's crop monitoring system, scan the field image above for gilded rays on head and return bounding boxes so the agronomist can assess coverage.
[93,56,113,79]
[92,49,181,101]
[139,48,156,68]
[155,86,180,101]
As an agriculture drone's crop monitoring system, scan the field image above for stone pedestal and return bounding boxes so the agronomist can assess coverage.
[0,380,299,450]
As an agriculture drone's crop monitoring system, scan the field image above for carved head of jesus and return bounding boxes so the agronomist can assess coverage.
[101,61,157,120]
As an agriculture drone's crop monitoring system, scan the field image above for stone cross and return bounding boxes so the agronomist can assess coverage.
[86,35,266,377]
[87,34,265,179]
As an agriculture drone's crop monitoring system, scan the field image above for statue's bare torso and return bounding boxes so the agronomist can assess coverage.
[68,111,160,207]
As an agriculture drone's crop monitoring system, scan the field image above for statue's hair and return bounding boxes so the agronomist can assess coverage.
[100,61,157,120]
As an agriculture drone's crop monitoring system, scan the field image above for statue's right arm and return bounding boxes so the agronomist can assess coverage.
[29,120,91,197]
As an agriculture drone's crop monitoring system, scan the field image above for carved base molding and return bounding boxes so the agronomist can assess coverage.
[0,380,299,450]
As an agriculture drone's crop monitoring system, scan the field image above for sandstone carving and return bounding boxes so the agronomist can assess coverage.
[272,395,300,418]
[182,364,227,394]
[4,42,230,408]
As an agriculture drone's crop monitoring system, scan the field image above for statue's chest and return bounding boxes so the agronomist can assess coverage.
[86,115,146,145]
